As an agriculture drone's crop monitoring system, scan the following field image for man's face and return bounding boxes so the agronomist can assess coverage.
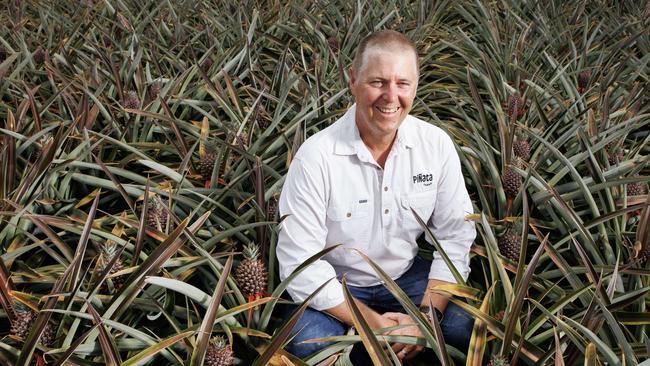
[349,47,418,140]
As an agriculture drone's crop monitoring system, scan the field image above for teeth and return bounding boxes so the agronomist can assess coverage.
[377,107,399,113]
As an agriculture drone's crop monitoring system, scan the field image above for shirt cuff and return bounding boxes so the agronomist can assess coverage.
[287,277,346,311]
[428,257,470,283]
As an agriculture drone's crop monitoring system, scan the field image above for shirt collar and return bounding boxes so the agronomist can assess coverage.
[334,104,418,156]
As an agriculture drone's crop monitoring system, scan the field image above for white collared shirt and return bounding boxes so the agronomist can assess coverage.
[277,105,476,311]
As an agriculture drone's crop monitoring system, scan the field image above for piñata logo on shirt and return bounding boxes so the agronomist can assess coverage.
[412,173,433,186]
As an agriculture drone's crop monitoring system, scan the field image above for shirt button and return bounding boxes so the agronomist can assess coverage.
[347,212,352,217]
[384,186,388,191]
[384,208,389,214]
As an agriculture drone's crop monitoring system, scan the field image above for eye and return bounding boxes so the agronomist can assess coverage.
[398,82,410,88]
[369,80,383,87]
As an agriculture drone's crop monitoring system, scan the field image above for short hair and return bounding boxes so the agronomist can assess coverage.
[352,30,418,73]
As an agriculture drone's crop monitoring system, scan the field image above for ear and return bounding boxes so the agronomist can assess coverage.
[348,67,357,89]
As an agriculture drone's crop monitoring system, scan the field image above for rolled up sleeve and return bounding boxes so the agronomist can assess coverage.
[276,157,345,311]
[427,135,476,283]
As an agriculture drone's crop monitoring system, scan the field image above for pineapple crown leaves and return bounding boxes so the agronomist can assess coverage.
[209,335,227,349]
[242,242,261,261]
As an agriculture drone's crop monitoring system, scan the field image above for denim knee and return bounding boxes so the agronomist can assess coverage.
[440,300,474,352]
[281,307,347,359]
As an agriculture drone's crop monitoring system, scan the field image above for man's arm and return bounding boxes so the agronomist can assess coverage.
[326,300,396,330]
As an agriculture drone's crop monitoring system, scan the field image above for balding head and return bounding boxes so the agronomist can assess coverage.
[352,30,419,75]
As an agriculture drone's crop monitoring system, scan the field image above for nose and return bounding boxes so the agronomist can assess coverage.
[382,83,398,102]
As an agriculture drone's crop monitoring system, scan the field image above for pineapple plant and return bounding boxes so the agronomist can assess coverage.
[513,138,531,161]
[145,196,168,231]
[10,303,55,347]
[627,182,647,196]
[204,336,234,366]
[201,57,214,71]
[150,82,161,99]
[502,167,522,199]
[506,93,522,120]
[10,304,36,340]
[93,242,126,292]
[606,142,624,165]
[235,243,267,299]
[577,70,591,93]
[33,47,45,65]
[122,90,139,109]
[199,151,217,182]
[487,354,509,366]
[498,224,522,262]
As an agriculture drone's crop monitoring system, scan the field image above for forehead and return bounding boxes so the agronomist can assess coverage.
[357,46,419,79]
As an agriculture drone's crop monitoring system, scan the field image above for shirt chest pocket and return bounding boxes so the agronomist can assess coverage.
[325,200,371,249]
[399,190,437,227]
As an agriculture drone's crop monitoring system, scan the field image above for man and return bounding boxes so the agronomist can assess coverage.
[276,30,476,362]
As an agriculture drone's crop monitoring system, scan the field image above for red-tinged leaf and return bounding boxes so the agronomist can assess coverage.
[88,303,121,365]
[0,257,15,322]
[341,278,392,366]
[133,178,150,266]
[94,154,134,212]
[51,323,101,366]
[252,279,334,366]
[190,254,234,366]
[501,234,547,356]
[16,263,73,365]
[106,212,210,319]
[467,286,494,366]
[69,193,101,292]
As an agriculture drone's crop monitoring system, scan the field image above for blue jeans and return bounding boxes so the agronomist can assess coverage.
[277,256,474,359]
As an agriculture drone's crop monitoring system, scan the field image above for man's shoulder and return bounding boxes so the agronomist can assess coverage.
[405,114,454,146]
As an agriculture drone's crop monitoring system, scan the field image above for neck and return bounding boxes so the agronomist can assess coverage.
[360,131,397,168]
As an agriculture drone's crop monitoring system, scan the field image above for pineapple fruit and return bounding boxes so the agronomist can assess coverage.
[10,303,55,347]
[627,182,647,196]
[513,136,531,161]
[507,93,522,120]
[235,243,267,299]
[123,90,139,109]
[487,354,509,366]
[502,167,522,199]
[146,196,168,231]
[204,336,234,366]
[94,242,126,292]
[199,152,217,182]
[498,225,521,262]
[577,70,591,93]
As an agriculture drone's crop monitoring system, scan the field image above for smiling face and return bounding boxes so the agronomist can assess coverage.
[349,46,419,143]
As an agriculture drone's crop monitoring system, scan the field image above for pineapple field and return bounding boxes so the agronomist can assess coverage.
[1,0,649,365]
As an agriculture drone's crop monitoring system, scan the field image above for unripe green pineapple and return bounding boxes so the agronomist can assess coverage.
[502,167,522,199]
[94,242,125,292]
[235,243,267,298]
[498,225,521,262]
[204,336,234,366]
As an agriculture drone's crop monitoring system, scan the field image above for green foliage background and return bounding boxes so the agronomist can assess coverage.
[0,0,649,365]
